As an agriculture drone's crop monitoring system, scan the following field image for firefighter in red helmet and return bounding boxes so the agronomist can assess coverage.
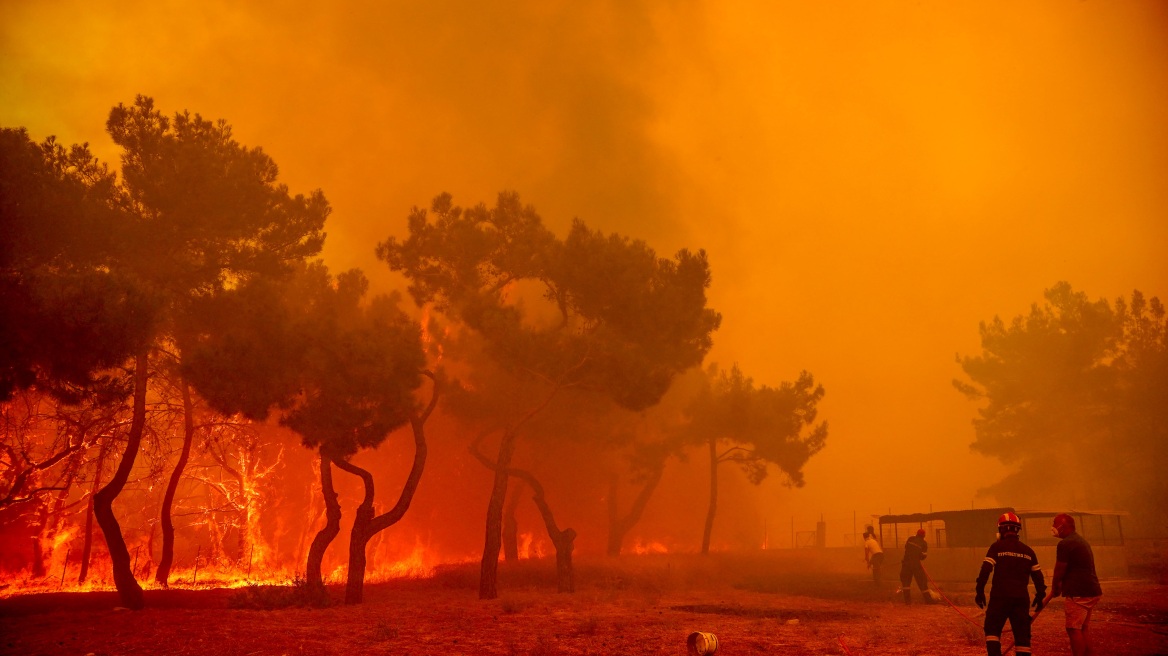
[975,512,1046,656]
[898,527,931,604]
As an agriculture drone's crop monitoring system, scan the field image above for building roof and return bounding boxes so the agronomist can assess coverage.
[878,507,1127,523]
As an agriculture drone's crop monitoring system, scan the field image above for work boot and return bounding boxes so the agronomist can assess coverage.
[901,588,911,605]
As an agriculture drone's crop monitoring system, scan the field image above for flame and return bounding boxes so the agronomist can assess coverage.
[630,539,669,555]
[366,543,436,581]
[517,532,548,560]
[0,554,303,598]
[51,526,78,553]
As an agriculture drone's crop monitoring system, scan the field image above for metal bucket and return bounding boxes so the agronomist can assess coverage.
[687,631,719,655]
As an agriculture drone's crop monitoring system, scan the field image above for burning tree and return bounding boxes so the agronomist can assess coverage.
[182,263,433,602]
[80,95,328,608]
[193,417,284,575]
[2,125,153,591]
[684,363,828,554]
[378,191,721,598]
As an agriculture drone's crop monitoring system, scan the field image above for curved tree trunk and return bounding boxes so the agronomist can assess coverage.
[335,459,374,605]
[79,439,111,584]
[502,478,522,562]
[92,348,149,610]
[701,435,718,555]
[476,384,564,600]
[606,463,665,557]
[155,379,196,587]
[471,438,575,593]
[509,467,576,593]
[336,375,437,604]
[305,451,341,590]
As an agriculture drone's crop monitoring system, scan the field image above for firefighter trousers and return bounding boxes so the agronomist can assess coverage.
[983,596,1031,656]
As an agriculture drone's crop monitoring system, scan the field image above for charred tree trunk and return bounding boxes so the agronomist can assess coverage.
[92,348,149,609]
[479,429,518,600]
[502,478,522,562]
[305,451,341,590]
[554,528,577,593]
[471,438,575,593]
[475,383,565,600]
[338,385,436,604]
[510,467,575,593]
[79,439,111,584]
[155,379,196,587]
[606,464,665,557]
[701,435,718,555]
[335,459,374,605]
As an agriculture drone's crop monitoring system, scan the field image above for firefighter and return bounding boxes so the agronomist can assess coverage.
[975,512,1047,656]
[898,528,931,604]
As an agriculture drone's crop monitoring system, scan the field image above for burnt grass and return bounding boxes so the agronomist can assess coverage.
[2,552,1166,655]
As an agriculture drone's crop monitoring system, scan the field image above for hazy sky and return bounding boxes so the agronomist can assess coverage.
[4,1,1166,546]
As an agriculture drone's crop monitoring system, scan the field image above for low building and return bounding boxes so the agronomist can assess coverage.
[876,507,1128,581]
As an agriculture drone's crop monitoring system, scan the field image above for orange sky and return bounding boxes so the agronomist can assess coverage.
[3,1,1166,546]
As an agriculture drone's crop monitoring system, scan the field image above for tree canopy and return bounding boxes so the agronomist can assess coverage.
[92,95,330,609]
[955,281,1168,528]
[379,191,721,598]
[684,363,827,552]
[378,191,721,409]
[0,128,154,402]
[184,262,426,460]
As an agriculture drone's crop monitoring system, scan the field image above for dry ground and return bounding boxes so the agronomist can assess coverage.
[1,554,1165,655]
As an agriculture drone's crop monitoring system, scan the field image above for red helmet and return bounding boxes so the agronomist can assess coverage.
[916,528,926,537]
[1052,513,1075,538]
[998,512,1022,534]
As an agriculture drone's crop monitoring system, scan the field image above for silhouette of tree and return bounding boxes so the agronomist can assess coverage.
[1,127,153,403]
[956,282,1167,529]
[603,365,710,557]
[183,263,431,602]
[379,191,721,598]
[684,363,827,554]
[90,96,327,608]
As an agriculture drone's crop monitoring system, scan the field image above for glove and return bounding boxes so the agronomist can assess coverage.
[975,590,986,609]
[1032,592,1045,612]
[920,552,927,560]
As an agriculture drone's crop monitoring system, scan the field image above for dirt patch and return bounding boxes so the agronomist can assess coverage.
[1,557,1166,655]
[671,603,854,622]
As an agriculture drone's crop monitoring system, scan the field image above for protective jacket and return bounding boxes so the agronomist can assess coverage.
[976,535,1046,600]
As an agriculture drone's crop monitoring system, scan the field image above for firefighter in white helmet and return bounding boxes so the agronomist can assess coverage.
[975,512,1047,656]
